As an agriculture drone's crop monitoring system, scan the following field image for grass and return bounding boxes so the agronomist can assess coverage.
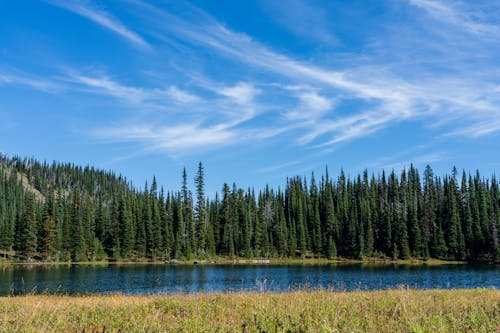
[0,289,498,332]
[4,255,472,267]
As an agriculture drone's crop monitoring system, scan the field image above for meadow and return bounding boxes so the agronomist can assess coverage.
[0,289,498,332]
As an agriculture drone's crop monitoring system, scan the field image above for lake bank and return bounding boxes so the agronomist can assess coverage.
[1,289,498,332]
[1,256,474,267]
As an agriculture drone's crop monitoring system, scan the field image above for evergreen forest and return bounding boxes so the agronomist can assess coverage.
[0,154,498,262]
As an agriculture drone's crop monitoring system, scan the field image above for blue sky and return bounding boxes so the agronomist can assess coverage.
[1,0,499,195]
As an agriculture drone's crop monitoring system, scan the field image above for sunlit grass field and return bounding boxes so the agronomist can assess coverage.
[0,289,498,332]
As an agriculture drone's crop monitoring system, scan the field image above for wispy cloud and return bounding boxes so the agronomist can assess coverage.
[78,0,500,154]
[216,82,260,105]
[212,82,262,126]
[0,70,61,92]
[8,0,499,157]
[166,86,201,104]
[66,73,147,103]
[64,72,203,108]
[409,0,500,36]
[365,146,447,174]
[82,75,273,154]
[444,119,500,138]
[380,153,446,172]
[286,90,335,120]
[259,0,339,45]
[0,68,204,110]
[45,0,150,49]
[0,65,277,153]
[92,123,236,153]
[256,160,303,174]
[123,1,422,147]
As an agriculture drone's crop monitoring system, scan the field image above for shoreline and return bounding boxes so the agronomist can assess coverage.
[1,256,482,267]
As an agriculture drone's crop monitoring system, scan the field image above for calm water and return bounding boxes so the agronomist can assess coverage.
[0,264,498,295]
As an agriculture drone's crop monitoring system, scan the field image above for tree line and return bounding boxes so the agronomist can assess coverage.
[0,154,498,262]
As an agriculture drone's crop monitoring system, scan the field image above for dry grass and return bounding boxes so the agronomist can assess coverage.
[0,289,498,332]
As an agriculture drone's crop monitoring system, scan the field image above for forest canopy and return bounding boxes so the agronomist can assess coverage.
[0,154,498,262]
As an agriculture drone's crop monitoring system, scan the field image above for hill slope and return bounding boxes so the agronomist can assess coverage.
[0,154,498,262]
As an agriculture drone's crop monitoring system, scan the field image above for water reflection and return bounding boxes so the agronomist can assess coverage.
[0,263,498,295]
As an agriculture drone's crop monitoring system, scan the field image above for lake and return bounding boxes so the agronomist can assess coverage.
[0,263,498,295]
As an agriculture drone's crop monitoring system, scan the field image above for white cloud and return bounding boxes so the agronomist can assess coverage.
[84,77,271,153]
[286,90,334,120]
[216,82,260,105]
[165,86,201,104]
[296,108,395,146]
[67,74,147,103]
[0,71,61,92]
[93,123,235,152]
[409,0,500,36]
[378,153,445,172]
[0,66,273,153]
[260,0,338,45]
[256,160,302,174]
[298,92,333,112]
[46,0,150,48]
[65,72,205,109]
[444,119,500,138]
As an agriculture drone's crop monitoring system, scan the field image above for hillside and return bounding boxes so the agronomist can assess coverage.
[0,154,498,262]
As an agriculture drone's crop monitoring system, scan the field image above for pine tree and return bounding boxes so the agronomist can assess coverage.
[309,173,323,256]
[163,192,175,259]
[379,171,392,255]
[460,171,474,258]
[445,176,466,260]
[150,199,162,258]
[173,193,185,258]
[327,236,337,259]
[108,193,121,260]
[118,193,134,258]
[182,168,194,259]
[20,193,37,260]
[141,185,153,258]
[92,237,106,261]
[40,192,57,260]
[489,177,499,260]
[408,165,422,257]
[363,171,374,257]
[390,170,409,259]
[324,181,337,255]
[71,190,87,262]
[0,175,15,253]
[194,162,206,256]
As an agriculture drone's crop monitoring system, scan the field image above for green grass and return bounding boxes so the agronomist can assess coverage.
[0,289,498,332]
[3,255,471,267]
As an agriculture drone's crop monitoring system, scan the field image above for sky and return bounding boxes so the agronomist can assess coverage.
[1,0,499,195]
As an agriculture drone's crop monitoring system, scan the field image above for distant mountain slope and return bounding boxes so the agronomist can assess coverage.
[0,153,498,263]
[2,167,46,204]
[0,154,131,202]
